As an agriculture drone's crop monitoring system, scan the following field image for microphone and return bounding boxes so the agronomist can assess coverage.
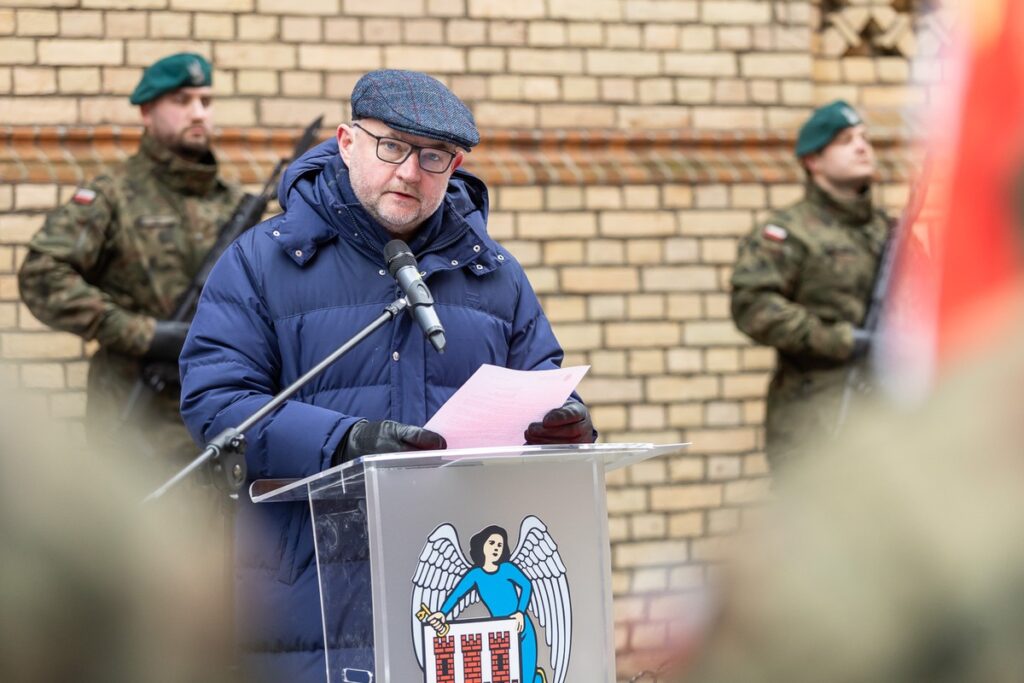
[383,240,447,354]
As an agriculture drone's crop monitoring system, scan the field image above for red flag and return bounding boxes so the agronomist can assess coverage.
[934,0,1024,360]
[880,0,1024,394]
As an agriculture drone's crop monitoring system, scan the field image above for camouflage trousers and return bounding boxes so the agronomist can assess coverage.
[764,363,850,470]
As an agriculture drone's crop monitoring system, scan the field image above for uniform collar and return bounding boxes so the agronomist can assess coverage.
[139,133,220,196]
[806,180,875,225]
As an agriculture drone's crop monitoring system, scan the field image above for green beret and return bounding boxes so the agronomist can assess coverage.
[795,100,863,157]
[129,52,212,105]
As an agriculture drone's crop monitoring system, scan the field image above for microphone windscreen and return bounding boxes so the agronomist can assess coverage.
[384,239,417,277]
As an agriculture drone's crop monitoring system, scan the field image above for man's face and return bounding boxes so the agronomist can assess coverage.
[338,119,464,238]
[804,124,877,190]
[140,86,213,158]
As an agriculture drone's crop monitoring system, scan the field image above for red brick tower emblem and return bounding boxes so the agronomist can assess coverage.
[433,635,456,683]
[488,631,519,683]
[460,633,483,683]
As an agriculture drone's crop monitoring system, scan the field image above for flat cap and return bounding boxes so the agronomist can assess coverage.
[130,52,212,106]
[795,100,863,157]
[351,69,479,150]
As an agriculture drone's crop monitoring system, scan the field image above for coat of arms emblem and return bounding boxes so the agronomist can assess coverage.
[411,516,572,683]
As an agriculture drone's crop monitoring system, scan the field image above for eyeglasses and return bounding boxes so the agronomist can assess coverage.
[351,123,457,174]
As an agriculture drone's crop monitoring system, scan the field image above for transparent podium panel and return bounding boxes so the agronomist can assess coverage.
[252,443,686,683]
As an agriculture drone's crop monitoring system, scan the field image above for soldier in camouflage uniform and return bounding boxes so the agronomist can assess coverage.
[730,101,891,468]
[18,53,242,477]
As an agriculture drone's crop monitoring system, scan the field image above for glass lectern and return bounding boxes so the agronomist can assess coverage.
[252,442,687,683]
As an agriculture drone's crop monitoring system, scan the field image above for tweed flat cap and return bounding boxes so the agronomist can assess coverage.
[130,52,212,105]
[351,70,480,150]
[795,100,863,157]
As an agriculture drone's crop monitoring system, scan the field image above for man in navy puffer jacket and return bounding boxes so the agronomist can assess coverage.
[179,70,595,682]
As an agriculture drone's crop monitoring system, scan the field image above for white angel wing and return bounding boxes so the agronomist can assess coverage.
[410,524,477,667]
[511,516,573,683]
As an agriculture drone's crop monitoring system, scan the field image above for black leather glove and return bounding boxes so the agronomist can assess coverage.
[334,419,447,466]
[143,320,190,362]
[524,399,596,445]
[851,327,872,359]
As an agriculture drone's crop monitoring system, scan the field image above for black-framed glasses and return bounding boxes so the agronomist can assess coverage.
[352,123,457,174]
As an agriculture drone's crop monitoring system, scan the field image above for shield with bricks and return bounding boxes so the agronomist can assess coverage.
[421,617,522,683]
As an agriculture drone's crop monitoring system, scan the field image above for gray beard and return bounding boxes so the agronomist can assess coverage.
[349,170,444,236]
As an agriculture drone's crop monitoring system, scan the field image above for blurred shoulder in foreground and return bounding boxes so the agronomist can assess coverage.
[677,304,1024,683]
[0,383,241,683]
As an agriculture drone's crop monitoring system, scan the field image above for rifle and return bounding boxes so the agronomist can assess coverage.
[120,116,324,425]
[834,166,930,430]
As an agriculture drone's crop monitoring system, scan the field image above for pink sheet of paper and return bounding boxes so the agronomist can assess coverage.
[424,364,590,449]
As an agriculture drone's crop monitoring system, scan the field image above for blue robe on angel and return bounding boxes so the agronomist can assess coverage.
[441,562,541,683]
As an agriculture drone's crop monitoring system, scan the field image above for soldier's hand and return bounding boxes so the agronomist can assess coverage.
[851,327,872,359]
[525,399,596,445]
[335,419,447,465]
[143,320,190,362]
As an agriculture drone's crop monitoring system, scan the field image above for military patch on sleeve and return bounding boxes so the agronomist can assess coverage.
[71,188,96,205]
[763,224,788,242]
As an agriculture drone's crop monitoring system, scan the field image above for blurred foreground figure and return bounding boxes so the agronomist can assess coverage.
[674,323,1024,682]
[0,389,239,683]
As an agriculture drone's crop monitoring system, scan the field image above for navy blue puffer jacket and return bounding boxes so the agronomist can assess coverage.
[179,139,568,682]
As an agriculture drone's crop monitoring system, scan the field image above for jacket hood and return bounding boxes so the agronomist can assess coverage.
[277,138,336,210]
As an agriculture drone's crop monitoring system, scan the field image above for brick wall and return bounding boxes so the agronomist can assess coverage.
[0,0,952,679]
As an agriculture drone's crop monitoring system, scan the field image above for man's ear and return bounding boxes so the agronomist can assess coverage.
[451,151,465,173]
[139,102,153,129]
[801,152,820,176]
[337,124,355,163]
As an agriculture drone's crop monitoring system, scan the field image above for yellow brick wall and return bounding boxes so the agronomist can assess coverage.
[0,0,952,678]
[0,0,946,128]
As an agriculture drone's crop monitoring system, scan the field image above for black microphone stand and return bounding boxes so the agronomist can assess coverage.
[144,297,409,502]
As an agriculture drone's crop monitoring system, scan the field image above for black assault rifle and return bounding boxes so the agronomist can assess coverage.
[120,116,323,425]
[834,168,930,430]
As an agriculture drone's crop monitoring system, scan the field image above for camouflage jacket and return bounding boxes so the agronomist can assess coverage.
[730,181,891,464]
[19,134,241,462]
[731,181,890,366]
[20,134,241,356]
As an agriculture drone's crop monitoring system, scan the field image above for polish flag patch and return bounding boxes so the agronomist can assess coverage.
[763,224,788,242]
[71,188,96,205]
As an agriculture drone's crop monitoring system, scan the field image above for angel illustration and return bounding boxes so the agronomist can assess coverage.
[411,516,572,683]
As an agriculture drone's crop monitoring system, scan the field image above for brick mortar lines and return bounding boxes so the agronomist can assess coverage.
[0,123,911,145]
[0,124,919,185]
